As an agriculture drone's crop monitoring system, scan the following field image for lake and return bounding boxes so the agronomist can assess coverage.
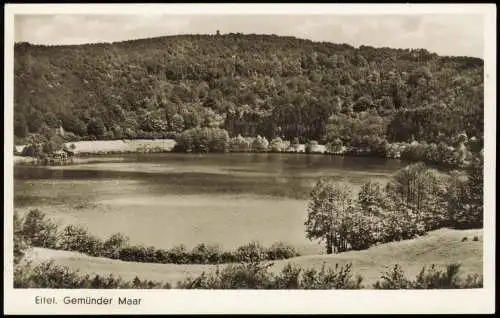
[14,153,405,255]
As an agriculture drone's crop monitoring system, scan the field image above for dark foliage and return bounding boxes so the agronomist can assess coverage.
[15,35,483,160]
[16,209,300,265]
[14,260,481,290]
[305,162,483,254]
[14,261,172,289]
[373,263,483,289]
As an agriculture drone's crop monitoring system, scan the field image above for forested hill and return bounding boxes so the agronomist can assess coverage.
[14,33,484,151]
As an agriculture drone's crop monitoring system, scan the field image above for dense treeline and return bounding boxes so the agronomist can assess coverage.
[15,209,299,265]
[306,158,483,254]
[17,128,478,169]
[15,34,483,164]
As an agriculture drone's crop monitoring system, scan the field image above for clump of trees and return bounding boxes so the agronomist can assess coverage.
[174,127,229,153]
[15,210,299,265]
[446,155,484,228]
[305,162,483,254]
[228,135,303,153]
[17,132,79,166]
[174,132,479,169]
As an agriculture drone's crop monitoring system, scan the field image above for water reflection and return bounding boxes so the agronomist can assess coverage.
[14,153,407,251]
[15,153,404,200]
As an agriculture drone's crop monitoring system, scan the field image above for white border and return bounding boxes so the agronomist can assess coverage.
[4,3,496,315]
[3,3,497,15]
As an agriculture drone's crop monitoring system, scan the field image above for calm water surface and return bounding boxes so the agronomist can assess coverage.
[14,153,405,254]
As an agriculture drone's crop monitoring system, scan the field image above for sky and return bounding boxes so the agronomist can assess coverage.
[14,14,484,58]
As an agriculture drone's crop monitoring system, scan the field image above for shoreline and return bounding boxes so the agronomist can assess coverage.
[13,149,400,169]
[13,138,381,158]
[12,138,472,171]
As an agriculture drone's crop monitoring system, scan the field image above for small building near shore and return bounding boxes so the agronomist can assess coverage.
[14,145,26,154]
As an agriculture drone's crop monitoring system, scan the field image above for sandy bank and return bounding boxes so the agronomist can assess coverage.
[13,156,35,164]
[64,139,176,155]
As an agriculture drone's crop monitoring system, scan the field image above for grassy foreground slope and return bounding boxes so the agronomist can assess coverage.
[23,228,483,287]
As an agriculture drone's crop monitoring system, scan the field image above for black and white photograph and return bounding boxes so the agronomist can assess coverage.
[3,3,496,315]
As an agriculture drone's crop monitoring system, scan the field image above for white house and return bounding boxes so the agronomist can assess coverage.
[14,145,26,154]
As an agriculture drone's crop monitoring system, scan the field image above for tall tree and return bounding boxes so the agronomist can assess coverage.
[14,113,28,138]
[86,118,106,139]
[385,163,448,231]
[305,179,353,254]
[463,153,484,228]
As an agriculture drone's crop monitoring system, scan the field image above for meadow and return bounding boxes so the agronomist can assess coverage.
[22,228,483,288]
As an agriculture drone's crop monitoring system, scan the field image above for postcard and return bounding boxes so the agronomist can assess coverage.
[3,3,496,315]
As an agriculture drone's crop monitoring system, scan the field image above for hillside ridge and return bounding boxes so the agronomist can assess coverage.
[14,32,483,160]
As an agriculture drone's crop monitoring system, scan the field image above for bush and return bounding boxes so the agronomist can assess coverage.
[380,201,426,243]
[168,245,191,264]
[219,251,238,263]
[269,137,289,153]
[373,264,413,289]
[179,262,362,290]
[326,139,343,154]
[305,140,319,154]
[14,261,172,289]
[18,209,301,264]
[14,212,30,265]
[58,224,103,257]
[373,264,483,289]
[177,262,273,289]
[266,241,299,260]
[15,261,86,289]
[251,135,269,152]
[400,141,428,162]
[272,263,302,289]
[235,241,268,263]
[229,135,253,152]
[385,142,405,159]
[19,209,59,249]
[118,245,148,262]
[412,264,462,289]
[299,263,363,289]
[343,209,379,250]
[153,249,171,263]
[14,260,482,290]
[291,137,301,152]
[102,233,130,259]
[14,261,361,289]
[189,243,224,264]
[174,127,229,153]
